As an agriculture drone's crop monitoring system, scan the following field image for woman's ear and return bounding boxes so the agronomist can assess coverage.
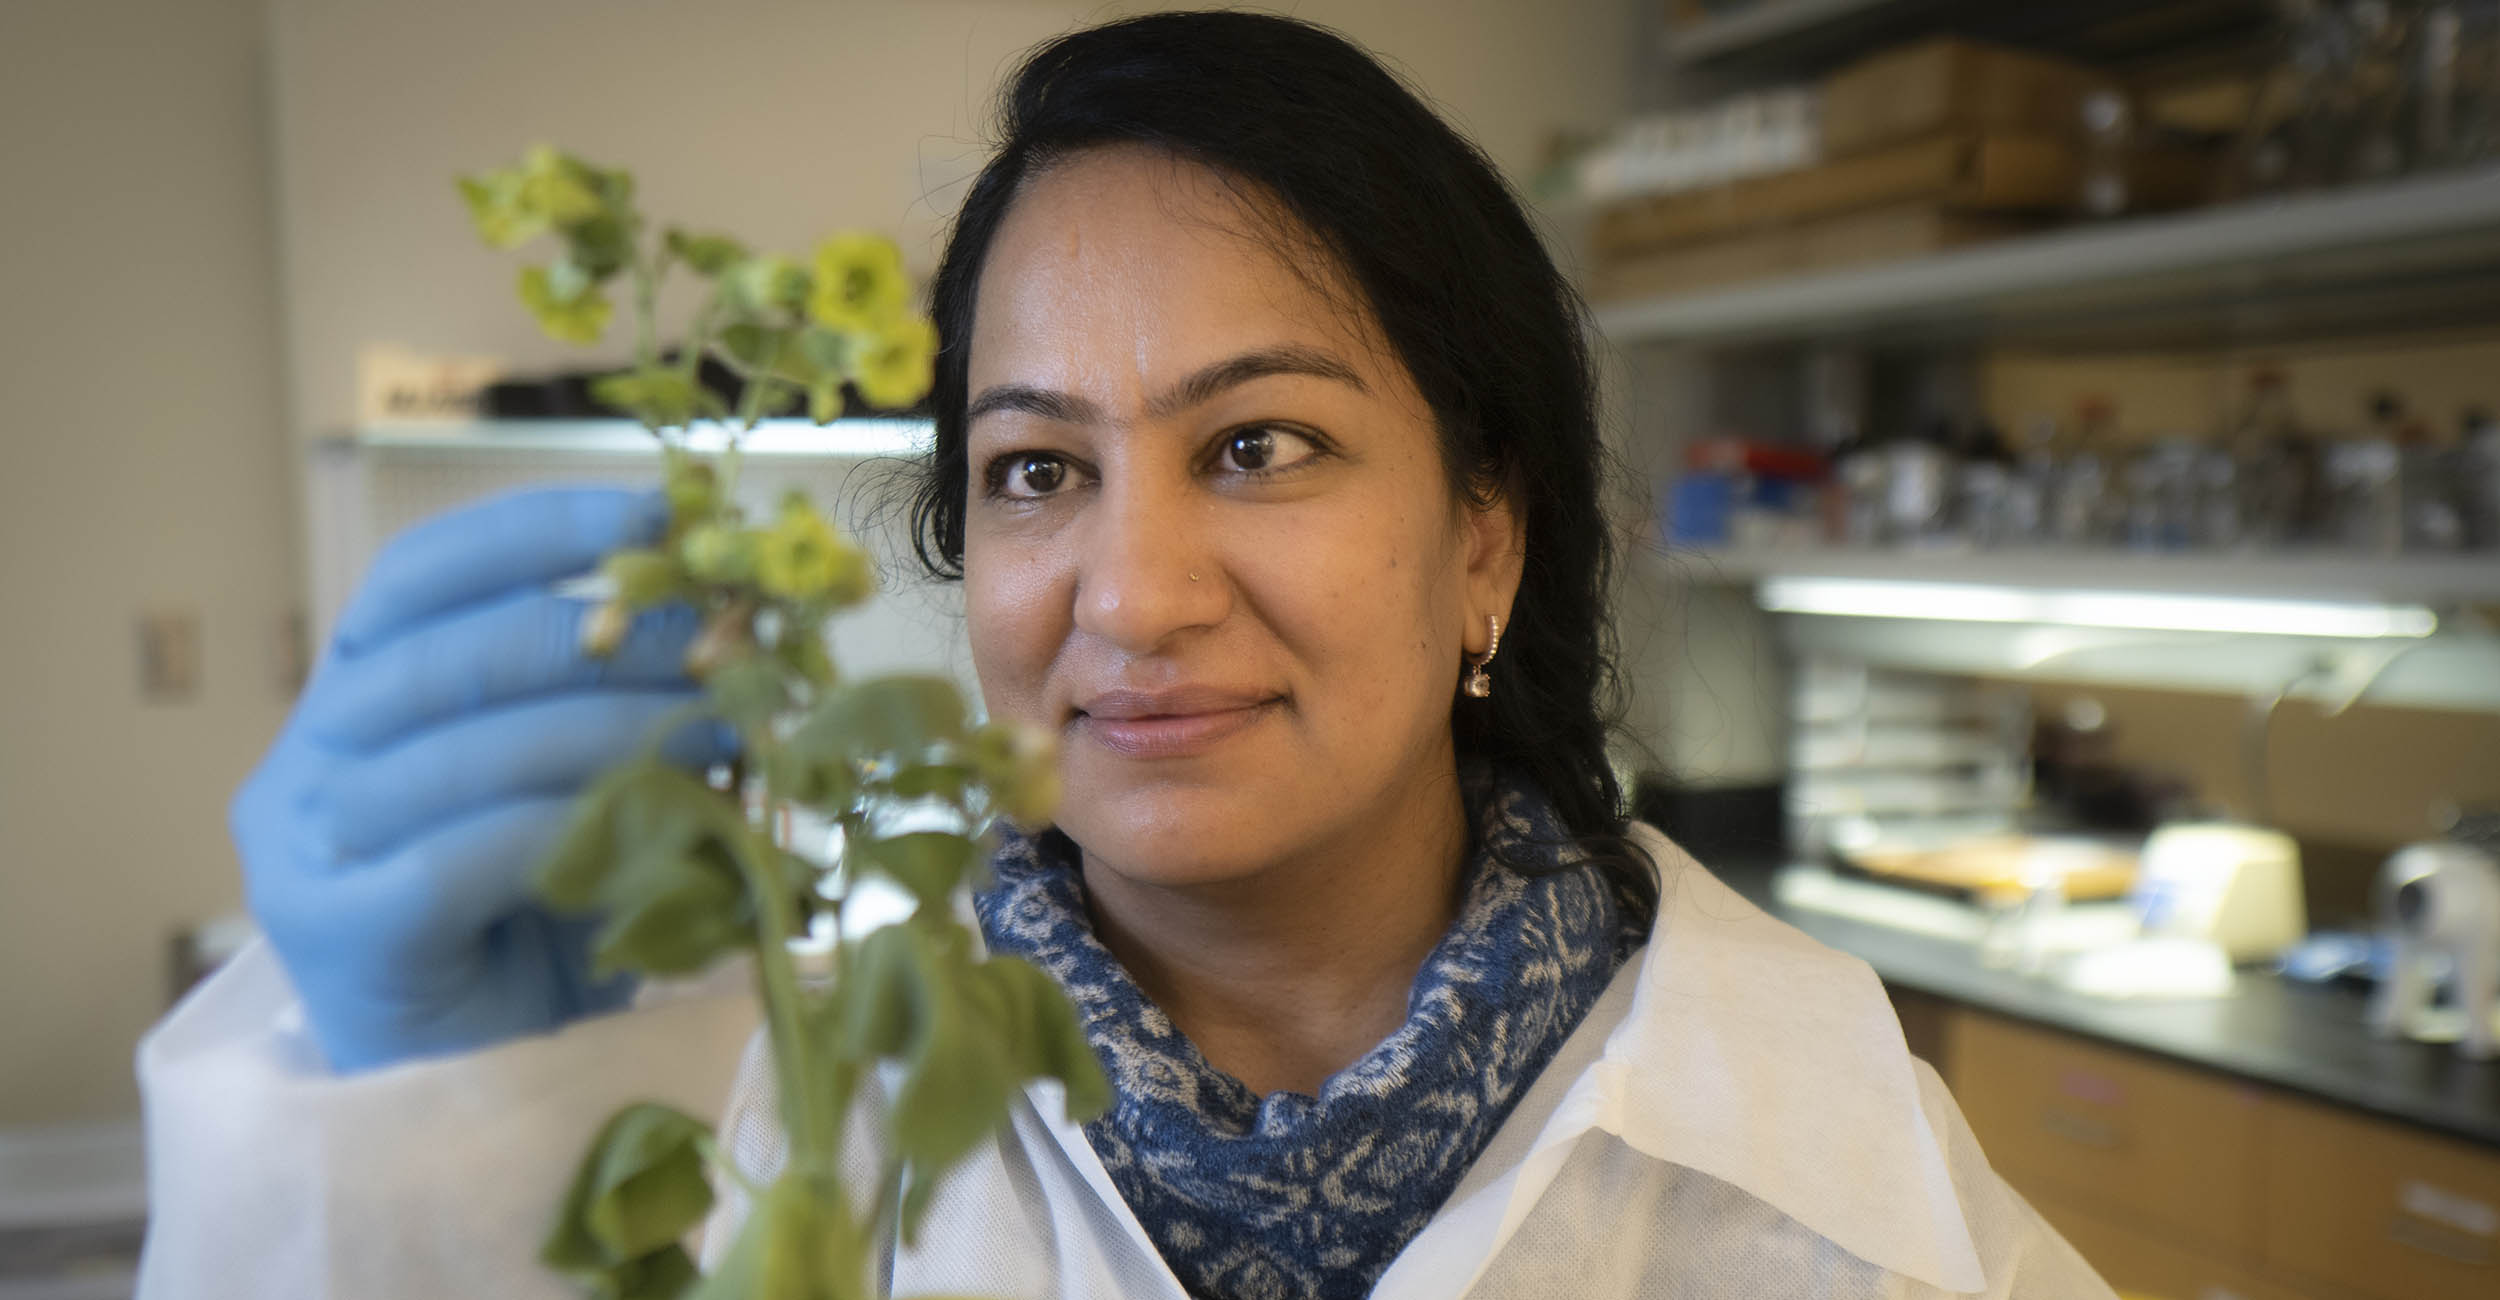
[1461,485,1527,655]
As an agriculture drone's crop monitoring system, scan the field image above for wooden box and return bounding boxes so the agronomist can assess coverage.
[1593,132,2086,262]
[1821,37,2117,160]
[1588,201,2039,302]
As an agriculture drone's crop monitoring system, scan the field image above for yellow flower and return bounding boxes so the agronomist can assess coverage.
[851,316,938,411]
[807,232,909,332]
[754,501,870,603]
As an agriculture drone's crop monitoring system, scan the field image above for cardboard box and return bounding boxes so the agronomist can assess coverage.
[1594,132,2084,258]
[1821,37,2117,159]
[1589,201,2042,302]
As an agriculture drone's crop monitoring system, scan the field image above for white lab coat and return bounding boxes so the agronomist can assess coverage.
[135,828,2115,1299]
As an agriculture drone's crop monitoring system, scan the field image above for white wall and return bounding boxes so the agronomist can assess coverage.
[0,0,297,1124]
[266,0,1641,436]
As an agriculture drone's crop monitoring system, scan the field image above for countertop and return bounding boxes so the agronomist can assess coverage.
[1710,859,2500,1151]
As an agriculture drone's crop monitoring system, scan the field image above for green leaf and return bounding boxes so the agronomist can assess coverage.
[761,742,852,811]
[591,366,700,428]
[790,676,967,766]
[458,171,545,249]
[567,211,636,279]
[519,265,613,344]
[980,956,1112,1122]
[828,920,937,1064]
[705,655,790,728]
[808,379,844,425]
[607,1246,699,1300]
[537,768,627,910]
[886,975,1017,1243]
[544,254,595,305]
[519,145,607,228]
[663,454,719,522]
[797,327,853,374]
[666,227,749,276]
[590,838,750,978]
[535,758,728,917]
[885,764,966,802]
[718,322,776,369]
[541,1103,716,1288]
[725,255,809,317]
[777,626,836,688]
[853,832,976,910]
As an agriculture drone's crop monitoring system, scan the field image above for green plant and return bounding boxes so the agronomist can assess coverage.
[460,147,1108,1300]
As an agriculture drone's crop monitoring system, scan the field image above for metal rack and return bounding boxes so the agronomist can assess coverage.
[1594,165,2500,348]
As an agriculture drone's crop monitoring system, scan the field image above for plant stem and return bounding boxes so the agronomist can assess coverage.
[631,250,662,377]
[735,364,775,432]
[694,1131,767,1201]
[724,749,837,1180]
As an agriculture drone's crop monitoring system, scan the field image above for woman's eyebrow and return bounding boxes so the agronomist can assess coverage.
[1146,344,1368,418]
[966,344,1369,426]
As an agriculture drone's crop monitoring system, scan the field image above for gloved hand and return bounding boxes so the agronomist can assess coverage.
[231,486,737,1073]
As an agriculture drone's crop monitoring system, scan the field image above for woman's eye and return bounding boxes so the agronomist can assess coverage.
[1215,425,1318,475]
[994,453,1072,498]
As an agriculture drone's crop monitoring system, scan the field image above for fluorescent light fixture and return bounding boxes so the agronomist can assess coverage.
[1759,577,2439,639]
[359,417,934,458]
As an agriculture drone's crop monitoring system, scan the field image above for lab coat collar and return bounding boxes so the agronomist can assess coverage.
[1587,827,1989,1293]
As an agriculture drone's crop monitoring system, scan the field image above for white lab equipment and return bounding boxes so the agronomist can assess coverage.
[2131,823,2307,964]
[2368,840,2500,1060]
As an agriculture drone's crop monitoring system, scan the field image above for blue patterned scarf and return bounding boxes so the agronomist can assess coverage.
[974,769,1650,1300]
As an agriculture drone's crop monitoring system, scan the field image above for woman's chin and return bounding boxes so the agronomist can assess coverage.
[1053,781,1307,892]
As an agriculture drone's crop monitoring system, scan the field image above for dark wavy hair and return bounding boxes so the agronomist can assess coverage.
[910,9,1650,903]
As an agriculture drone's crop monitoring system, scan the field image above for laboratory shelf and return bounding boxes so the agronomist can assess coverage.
[344,417,934,458]
[1662,0,2268,75]
[1665,545,2500,606]
[1650,544,2500,713]
[1592,166,2500,348]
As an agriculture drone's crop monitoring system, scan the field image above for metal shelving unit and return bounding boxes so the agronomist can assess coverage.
[1641,547,2500,714]
[1667,546,2500,606]
[1664,0,2269,77]
[1593,166,2500,348]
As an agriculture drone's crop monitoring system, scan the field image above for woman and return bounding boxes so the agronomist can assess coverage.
[141,11,2112,1299]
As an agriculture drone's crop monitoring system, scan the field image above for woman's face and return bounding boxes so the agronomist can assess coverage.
[961,145,1520,888]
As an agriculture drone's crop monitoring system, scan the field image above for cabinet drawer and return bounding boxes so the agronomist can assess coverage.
[1948,1011,2264,1256]
[2263,1095,2500,1300]
[2032,1191,2305,1300]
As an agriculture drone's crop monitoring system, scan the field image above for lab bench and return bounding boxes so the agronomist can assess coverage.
[1709,858,2500,1300]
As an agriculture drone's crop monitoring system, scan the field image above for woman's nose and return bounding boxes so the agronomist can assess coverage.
[1070,476,1228,654]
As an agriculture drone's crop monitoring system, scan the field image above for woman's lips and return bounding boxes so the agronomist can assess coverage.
[1072,690,1279,760]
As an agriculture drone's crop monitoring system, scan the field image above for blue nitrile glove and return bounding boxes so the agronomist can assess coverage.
[230,486,738,1072]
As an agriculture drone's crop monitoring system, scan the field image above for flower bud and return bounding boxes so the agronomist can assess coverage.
[682,603,757,677]
[600,549,679,610]
[679,521,755,585]
[580,601,631,658]
[663,460,718,520]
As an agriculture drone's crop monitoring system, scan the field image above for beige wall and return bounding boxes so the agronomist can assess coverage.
[0,0,297,1124]
[265,0,1639,436]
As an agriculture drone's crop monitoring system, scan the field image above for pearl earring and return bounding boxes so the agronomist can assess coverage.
[1462,614,1503,699]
